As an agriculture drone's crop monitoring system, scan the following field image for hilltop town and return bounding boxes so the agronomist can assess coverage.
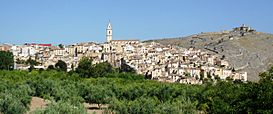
[0,22,248,84]
[147,24,273,81]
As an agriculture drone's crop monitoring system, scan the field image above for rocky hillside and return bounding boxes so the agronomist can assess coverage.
[146,25,273,81]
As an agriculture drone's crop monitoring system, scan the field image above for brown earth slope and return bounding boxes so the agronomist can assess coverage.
[146,30,273,81]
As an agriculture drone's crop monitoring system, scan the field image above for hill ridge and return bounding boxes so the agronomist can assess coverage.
[146,25,273,81]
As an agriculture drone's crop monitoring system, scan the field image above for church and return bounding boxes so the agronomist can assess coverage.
[106,22,140,45]
[102,22,140,66]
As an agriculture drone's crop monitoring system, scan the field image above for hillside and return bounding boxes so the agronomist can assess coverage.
[146,25,273,81]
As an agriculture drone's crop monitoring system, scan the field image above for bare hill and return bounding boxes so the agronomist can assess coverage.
[146,25,273,81]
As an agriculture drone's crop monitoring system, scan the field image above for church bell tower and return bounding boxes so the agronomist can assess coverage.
[106,21,112,42]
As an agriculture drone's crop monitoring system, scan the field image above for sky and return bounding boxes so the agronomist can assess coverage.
[0,0,273,45]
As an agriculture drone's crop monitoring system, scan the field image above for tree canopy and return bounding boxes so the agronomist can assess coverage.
[0,51,14,70]
[119,58,136,73]
[75,57,93,78]
[1,63,273,113]
[76,57,115,78]
[55,60,67,72]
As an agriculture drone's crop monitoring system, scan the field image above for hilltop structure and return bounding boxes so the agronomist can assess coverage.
[232,24,256,37]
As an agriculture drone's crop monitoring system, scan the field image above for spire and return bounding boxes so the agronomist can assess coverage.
[107,21,112,30]
[106,21,112,42]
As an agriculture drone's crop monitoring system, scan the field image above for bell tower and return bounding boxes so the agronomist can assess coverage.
[106,21,112,42]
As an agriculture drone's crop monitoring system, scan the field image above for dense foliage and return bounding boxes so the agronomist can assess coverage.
[75,57,94,78]
[0,51,14,70]
[54,60,67,71]
[0,64,273,113]
[119,58,136,73]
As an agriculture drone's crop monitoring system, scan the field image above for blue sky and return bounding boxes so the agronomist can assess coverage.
[0,0,272,44]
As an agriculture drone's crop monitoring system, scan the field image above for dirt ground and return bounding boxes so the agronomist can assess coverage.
[27,97,107,114]
[27,97,48,114]
[84,103,107,114]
